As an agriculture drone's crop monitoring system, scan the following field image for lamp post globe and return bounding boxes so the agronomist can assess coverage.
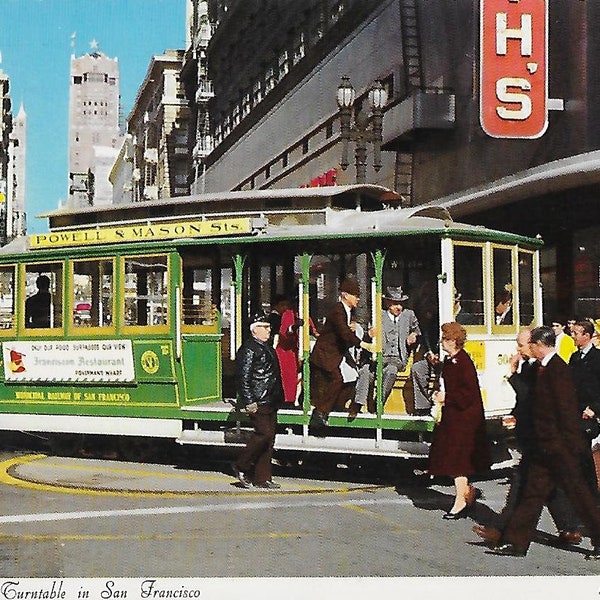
[336,75,355,108]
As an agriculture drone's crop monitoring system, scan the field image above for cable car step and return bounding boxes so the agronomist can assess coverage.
[176,428,430,458]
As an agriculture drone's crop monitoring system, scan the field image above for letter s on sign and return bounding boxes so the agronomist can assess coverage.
[496,78,532,120]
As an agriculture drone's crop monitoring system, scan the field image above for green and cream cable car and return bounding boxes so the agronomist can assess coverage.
[0,185,542,460]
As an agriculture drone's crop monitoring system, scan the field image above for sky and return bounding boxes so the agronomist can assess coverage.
[1,0,187,233]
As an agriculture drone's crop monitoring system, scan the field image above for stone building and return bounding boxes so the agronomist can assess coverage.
[125,50,190,202]
[68,48,122,207]
[8,102,26,238]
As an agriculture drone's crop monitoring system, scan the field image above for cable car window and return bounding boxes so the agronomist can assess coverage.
[382,243,440,335]
[492,247,514,326]
[0,265,16,330]
[124,255,168,327]
[24,263,63,329]
[453,245,484,326]
[518,250,535,326]
[72,259,114,328]
[181,253,216,326]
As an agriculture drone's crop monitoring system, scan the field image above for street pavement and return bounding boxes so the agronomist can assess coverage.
[0,450,600,593]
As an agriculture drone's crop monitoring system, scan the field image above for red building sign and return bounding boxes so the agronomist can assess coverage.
[480,0,548,138]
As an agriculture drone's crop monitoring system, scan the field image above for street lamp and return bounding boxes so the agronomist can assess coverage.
[336,76,387,184]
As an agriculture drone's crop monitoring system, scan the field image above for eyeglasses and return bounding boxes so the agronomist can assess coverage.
[255,324,271,328]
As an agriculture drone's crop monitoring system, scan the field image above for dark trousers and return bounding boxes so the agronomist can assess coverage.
[501,451,600,551]
[496,455,579,532]
[235,405,277,484]
[310,365,345,416]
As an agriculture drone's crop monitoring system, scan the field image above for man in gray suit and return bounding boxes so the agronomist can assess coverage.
[351,286,420,415]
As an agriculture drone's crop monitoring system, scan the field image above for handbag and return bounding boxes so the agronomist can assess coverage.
[581,417,600,440]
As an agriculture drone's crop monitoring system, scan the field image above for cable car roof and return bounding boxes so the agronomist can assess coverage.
[40,185,405,230]
[2,185,540,256]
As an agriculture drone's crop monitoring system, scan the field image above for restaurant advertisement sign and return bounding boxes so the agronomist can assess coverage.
[2,340,135,383]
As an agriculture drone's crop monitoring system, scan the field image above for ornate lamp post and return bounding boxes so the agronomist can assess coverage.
[336,76,387,184]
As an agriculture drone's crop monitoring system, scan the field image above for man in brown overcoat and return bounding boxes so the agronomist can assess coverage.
[308,278,373,436]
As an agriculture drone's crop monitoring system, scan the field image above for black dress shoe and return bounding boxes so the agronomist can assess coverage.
[347,401,362,420]
[254,480,281,489]
[231,463,252,489]
[558,530,582,545]
[585,547,600,560]
[472,524,501,544]
[442,505,471,520]
[309,410,328,436]
[489,543,526,557]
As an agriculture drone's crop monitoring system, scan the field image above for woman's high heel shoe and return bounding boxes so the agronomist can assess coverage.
[442,504,471,520]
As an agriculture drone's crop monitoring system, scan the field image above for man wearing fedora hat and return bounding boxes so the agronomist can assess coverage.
[309,278,375,435]
[352,286,421,414]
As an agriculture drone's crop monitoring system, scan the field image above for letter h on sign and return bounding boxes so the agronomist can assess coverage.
[480,0,548,139]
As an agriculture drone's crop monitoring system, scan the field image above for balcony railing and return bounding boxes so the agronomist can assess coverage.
[195,80,214,103]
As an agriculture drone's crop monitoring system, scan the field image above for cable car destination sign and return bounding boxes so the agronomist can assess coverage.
[30,217,255,249]
[480,0,548,138]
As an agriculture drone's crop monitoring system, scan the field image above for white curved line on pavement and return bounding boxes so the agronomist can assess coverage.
[0,497,412,524]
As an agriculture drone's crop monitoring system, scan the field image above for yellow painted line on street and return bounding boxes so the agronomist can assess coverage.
[0,454,188,498]
[341,503,407,533]
[0,530,313,543]
[0,454,390,498]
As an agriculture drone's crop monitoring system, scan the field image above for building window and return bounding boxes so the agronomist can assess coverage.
[242,92,251,117]
[293,33,305,65]
[252,80,262,104]
[278,50,289,78]
[330,1,344,23]
[265,67,276,93]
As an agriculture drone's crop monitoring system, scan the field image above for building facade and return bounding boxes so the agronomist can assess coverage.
[181,0,600,321]
[0,68,25,245]
[123,50,191,203]
[0,70,11,244]
[7,102,26,238]
[68,49,122,207]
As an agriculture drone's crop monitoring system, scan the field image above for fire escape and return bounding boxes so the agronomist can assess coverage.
[386,0,456,207]
[191,9,215,194]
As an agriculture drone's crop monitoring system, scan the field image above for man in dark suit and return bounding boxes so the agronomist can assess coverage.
[569,319,600,491]
[473,328,582,546]
[309,278,374,435]
[490,326,600,560]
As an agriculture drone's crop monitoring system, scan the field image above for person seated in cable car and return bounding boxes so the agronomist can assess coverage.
[25,275,51,329]
[494,288,513,325]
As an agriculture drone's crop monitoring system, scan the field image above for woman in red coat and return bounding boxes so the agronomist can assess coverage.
[276,306,319,405]
[428,321,491,519]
